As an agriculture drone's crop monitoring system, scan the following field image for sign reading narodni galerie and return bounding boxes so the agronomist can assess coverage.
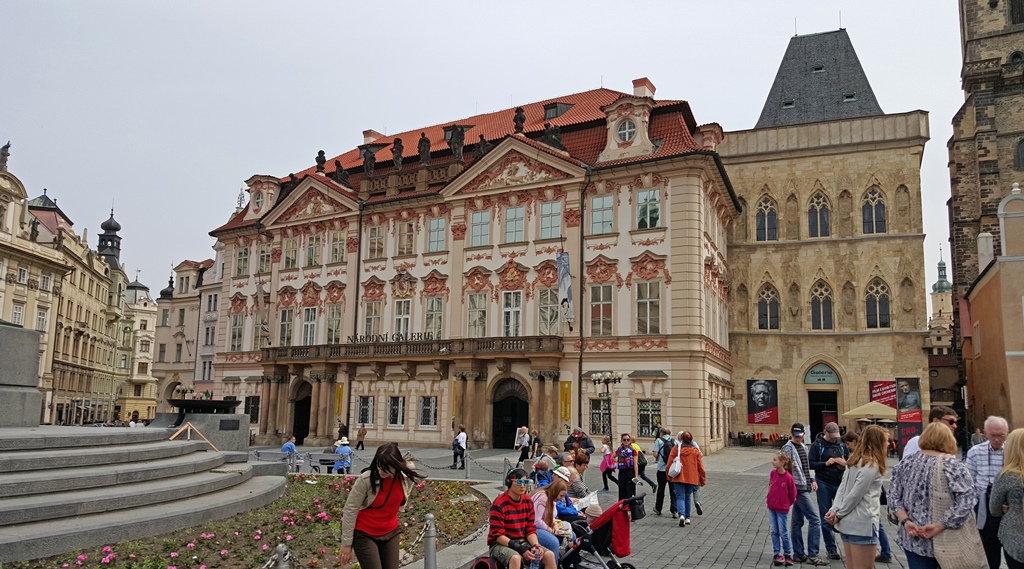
[804,363,840,384]
[346,332,437,343]
[559,381,572,421]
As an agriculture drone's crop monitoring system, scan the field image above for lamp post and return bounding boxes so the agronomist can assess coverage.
[592,372,624,436]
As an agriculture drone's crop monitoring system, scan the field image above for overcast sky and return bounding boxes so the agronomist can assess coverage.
[1,1,962,310]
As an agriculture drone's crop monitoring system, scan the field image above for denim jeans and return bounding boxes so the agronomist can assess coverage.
[904,549,940,569]
[815,479,840,554]
[790,491,821,558]
[769,510,792,555]
[878,522,891,557]
[535,529,561,564]
[673,482,695,518]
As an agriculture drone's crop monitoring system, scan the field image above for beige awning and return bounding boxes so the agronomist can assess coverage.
[842,401,897,420]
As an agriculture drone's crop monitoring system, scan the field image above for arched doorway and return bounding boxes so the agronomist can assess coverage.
[292,381,312,445]
[804,362,841,439]
[492,378,529,449]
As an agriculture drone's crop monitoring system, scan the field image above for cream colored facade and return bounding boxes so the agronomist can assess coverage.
[153,260,206,411]
[0,156,67,423]
[719,111,932,437]
[119,280,158,421]
[208,82,739,449]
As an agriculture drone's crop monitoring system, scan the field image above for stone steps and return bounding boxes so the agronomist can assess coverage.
[0,439,210,473]
[0,426,172,451]
[0,450,229,497]
[0,475,287,563]
[0,463,255,526]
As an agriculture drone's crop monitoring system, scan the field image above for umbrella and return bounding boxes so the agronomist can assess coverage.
[856,418,873,423]
[842,401,897,420]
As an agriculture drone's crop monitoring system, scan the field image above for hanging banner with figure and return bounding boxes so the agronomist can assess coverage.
[556,252,574,326]
[896,378,922,452]
[870,381,897,408]
[747,379,779,425]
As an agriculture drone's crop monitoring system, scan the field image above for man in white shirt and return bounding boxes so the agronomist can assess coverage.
[901,406,957,458]
[966,416,1009,569]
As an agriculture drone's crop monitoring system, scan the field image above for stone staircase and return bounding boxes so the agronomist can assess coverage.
[0,426,287,563]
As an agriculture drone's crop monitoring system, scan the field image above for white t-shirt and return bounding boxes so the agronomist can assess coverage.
[902,435,920,459]
[455,432,467,450]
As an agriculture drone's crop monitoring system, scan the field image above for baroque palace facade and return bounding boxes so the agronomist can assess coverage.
[207,78,740,450]
[718,30,931,441]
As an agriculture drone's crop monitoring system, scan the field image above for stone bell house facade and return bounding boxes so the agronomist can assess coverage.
[208,79,740,450]
[718,30,931,439]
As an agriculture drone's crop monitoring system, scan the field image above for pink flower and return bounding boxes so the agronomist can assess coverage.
[168,566,177,569]
[102,546,112,553]
[282,516,289,521]
[170,552,179,558]
[255,535,261,540]
[262,544,269,551]
[62,564,69,568]
[256,529,262,534]
[75,563,82,567]
[286,535,293,541]
[187,543,195,549]
[404,522,409,527]
[200,566,206,569]
[129,554,136,559]
[78,555,88,561]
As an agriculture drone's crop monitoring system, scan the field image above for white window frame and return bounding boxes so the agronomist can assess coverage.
[40,273,52,292]
[204,326,215,345]
[427,217,446,252]
[538,288,559,336]
[235,248,249,277]
[11,303,24,326]
[425,296,443,339]
[36,308,48,331]
[17,267,27,284]
[283,238,298,269]
[202,360,213,381]
[590,284,613,337]
[418,396,438,429]
[258,244,272,274]
[470,210,491,247]
[302,307,317,346]
[394,299,411,339]
[397,221,415,256]
[636,281,661,335]
[387,396,406,428]
[329,230,345,264]
[279,308,294,347]
[306,235,322,267]
[367,225,385,259]
[327,304,343,344]
[592,195,613,235]
[364,300,382,336]
[505,206,525,243]
[539,201,562,240]
[468,292,488,338]
[637,189,660,230]
[502,290,522,337]
[357,395,375,427]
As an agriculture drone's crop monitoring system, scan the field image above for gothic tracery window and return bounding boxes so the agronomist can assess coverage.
[810,281,834,330]
[865,279,891,329]
[757,285,780,330]
[808,192,831,238]
[862,188,887,234]
[755,197,778,241]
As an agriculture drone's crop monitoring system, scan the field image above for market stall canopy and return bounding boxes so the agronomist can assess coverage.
[842,401,897,420]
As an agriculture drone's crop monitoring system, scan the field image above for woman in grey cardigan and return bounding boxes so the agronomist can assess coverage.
[824,425,888,569]
[990,428,1024,569]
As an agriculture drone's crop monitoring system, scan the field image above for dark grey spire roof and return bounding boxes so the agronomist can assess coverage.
[755,29,883,129]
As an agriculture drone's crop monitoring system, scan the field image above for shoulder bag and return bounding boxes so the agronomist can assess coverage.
[930,457,987,569]
[668,445,682,478]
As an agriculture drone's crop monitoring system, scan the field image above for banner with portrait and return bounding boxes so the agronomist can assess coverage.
[747,379,779,424]
[870,381,897,409]
[556,252,574,325]
[896,378,923,450]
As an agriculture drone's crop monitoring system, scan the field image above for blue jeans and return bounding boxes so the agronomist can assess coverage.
[673,482,695,518]
[878,522,891,557]
[904,549,940,569]
[816,479,840,554]
[790,491,821,558]
[769,510,792,555]
[535,529,561,564]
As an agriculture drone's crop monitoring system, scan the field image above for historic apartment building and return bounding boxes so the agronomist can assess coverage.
[119,279,158,421]
[208,78,740,450]
[718,30,931,440]
[153,259,208,412]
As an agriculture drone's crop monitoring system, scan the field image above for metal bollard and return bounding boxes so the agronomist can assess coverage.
[464,452,470,480]
[424,514,437,569]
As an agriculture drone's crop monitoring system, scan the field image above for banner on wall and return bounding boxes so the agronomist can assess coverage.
[335,384,344,418]
[559,381,572,422]
[870,381,897,408]
[896,378,923,451]
[557,252,574,326]
[747,379,779,425]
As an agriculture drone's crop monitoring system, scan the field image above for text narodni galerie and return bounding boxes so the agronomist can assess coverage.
[346,333,437,343]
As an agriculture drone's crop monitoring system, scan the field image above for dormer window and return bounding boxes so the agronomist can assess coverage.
[843,93,857,102]
[812,64,825,73]
[544,102,574,120]
[617,120,637,142]
[253,192,264,210]
[782,100,795,109]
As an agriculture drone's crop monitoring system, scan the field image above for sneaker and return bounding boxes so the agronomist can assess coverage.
[679,516,686,527]
[807,557,830,566]
[694,501,703,516]
[792,554,807,563]
[826,551,841,560]
[684,518,691,525]
[600,488,609,493]
[784,555,793,567]
[654,509,662,516]
[875,555,892,563]
[774,555,784,566]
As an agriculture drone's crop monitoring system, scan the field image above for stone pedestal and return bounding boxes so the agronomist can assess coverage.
[0,323,43,427]
[151,412,251,452]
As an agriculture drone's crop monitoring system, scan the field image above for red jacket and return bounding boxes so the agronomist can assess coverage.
[767,469,797,513]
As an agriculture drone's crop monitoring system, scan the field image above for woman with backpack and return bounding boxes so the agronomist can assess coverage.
[631,439,657,491]
[653,427,678,516]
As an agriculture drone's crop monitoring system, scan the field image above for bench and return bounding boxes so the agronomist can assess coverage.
[252,450,301,473]
[306,452,351,474]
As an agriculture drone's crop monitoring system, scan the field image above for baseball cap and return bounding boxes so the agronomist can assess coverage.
[824,422,840,434]
[791,423,805,436]
[572,427,583,437]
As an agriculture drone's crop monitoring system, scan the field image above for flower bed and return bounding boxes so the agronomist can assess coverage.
[10,475,486,569]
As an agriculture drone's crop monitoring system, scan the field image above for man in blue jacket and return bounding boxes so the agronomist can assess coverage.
[809,422,849,560]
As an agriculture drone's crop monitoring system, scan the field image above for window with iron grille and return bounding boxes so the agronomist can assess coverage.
[590,398,611,437]
[387,396,406,428]
[637,400,662,439]
[244,396,260,423]
[357,396,375,426]
[419,396,438,428]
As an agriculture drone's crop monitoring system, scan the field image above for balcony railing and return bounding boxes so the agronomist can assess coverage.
[262,335,563,362]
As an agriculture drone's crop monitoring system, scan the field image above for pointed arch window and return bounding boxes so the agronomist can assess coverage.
[757,285,780,330]
[1016,139,1024,170]
[862,188,887,234]
[810,281,834,330]
[808,192,831,238]
[755,197,778,241]
[865,279,891,329]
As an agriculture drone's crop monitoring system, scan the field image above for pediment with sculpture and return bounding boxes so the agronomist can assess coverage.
[277,188,350,224]
[462,150,573,193]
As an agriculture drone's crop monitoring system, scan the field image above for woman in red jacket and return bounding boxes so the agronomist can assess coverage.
[666,431,706,527]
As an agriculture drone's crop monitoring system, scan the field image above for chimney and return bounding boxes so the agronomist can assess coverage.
[978,232,994,269]
[363,130,384,144]
[632,77,656,98]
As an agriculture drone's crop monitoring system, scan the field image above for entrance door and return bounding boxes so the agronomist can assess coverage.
[491,378,530,449]
[807,391,838,440]
[293,396,311,445]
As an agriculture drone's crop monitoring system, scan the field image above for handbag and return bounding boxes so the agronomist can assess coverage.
[668,449,682,478]
[930,457,987,569]
[637,450,648,469]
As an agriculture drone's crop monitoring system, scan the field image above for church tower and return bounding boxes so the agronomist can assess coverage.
[97,209,122,268]
[930,252,954,331]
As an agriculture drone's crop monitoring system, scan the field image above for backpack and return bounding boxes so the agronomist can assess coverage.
[658,436,674,463]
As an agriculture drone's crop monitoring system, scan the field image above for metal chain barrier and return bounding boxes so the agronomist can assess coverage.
[403,451,461,471]
[461,452,510,475]
[399,519,430,565]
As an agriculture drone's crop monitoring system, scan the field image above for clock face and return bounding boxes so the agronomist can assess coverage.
[617,119,637,142]
[254,192,264,209]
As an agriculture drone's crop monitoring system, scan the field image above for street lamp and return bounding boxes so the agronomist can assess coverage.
[592,372,624,435]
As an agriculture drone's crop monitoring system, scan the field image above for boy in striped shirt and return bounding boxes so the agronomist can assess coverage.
[488,468,556,569]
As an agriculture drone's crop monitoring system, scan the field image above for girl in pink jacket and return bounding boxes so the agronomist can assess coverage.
[767,452,798,566]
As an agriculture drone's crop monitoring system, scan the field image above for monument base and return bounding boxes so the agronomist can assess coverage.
[0,323,44,428]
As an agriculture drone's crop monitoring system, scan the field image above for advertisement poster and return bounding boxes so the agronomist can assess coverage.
[747,379,779,425]
[896,378,923,450]
[559,381,573,422]
[335,384,344,419]
[870,381,897,408]
[557,252,574,325]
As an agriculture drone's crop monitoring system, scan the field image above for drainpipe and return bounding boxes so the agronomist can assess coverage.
[347,199,366,426]
[576,166,593,429]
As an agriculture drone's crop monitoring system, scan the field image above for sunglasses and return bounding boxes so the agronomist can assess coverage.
[941,418,958,426]
[514,479,530,486]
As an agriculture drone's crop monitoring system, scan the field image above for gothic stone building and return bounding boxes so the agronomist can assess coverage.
[718,30,931,439]
[209,78,740,450]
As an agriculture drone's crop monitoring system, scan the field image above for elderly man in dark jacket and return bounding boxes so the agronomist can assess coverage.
[809,422,849,560]
[563,428,596,455]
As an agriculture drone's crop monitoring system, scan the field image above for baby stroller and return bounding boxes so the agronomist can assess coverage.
[560,493,645,569]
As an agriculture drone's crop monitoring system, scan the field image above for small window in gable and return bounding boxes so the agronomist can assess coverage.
[812,64,825,73]
[843,93,857,102]
[544,102,574,120]
[782,100,795,109]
